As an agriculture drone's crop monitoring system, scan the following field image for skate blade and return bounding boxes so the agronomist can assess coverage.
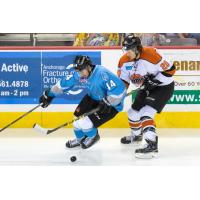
[135,152,158,159]
[65,145,81,150]
[121,141,142,146]
[81,140,100,150]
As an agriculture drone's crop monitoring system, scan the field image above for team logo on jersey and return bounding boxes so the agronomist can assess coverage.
[63,64,86,97]
[130,74,145,86]
[66,64,74,70]
[125,66,133,70]
[66,89,83,95]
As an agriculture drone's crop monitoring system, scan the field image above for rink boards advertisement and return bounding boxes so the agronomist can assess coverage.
[0,51,101,104]
[0,47,200,128]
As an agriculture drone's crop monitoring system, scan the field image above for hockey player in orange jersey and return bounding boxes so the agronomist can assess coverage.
[118,34,175,158]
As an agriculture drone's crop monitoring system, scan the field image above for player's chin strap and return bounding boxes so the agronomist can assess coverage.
[134,50,140,61]
[88,65,95,77]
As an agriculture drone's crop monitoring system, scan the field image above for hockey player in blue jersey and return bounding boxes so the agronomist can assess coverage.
[39,55,126,149]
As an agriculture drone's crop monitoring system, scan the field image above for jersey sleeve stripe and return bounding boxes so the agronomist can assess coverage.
[161,65,176,77]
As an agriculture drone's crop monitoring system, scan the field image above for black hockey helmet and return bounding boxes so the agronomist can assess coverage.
[122,34,142,55]
[73,55,93,71]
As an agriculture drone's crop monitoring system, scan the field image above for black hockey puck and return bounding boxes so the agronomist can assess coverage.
[70,156,77,162]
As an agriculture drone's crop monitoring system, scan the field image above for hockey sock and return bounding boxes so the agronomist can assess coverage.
[129,118,142,136]
[74,128,85,140]
[83,127,98,138]
[141,116,156,141]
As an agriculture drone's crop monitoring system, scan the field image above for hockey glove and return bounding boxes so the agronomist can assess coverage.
[39,89,55,108]
[141,75,162,91]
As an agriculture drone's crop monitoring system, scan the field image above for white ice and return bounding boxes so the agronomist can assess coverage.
[0,128,200,165]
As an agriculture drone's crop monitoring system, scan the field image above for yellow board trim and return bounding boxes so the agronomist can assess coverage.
[0,112,200,128]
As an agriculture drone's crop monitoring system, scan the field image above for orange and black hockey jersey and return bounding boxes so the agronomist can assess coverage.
[118,47,175,87]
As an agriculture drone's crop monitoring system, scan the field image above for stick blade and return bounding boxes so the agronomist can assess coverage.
[33,123,48,135]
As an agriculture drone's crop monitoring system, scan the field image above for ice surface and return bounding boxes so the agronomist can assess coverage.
[0,128,199,165]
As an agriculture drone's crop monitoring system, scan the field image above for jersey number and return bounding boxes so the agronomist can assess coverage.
[160,60,170,71]
[106,80,116,90]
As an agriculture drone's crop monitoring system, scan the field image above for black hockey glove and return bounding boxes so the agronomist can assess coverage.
[141,75,162,91]
[98,99,112,114]
[39,89,55,108]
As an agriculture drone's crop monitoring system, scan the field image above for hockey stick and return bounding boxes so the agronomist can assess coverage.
[0,104,42,132]
[33,106,101,135]
[33,88,139,135]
